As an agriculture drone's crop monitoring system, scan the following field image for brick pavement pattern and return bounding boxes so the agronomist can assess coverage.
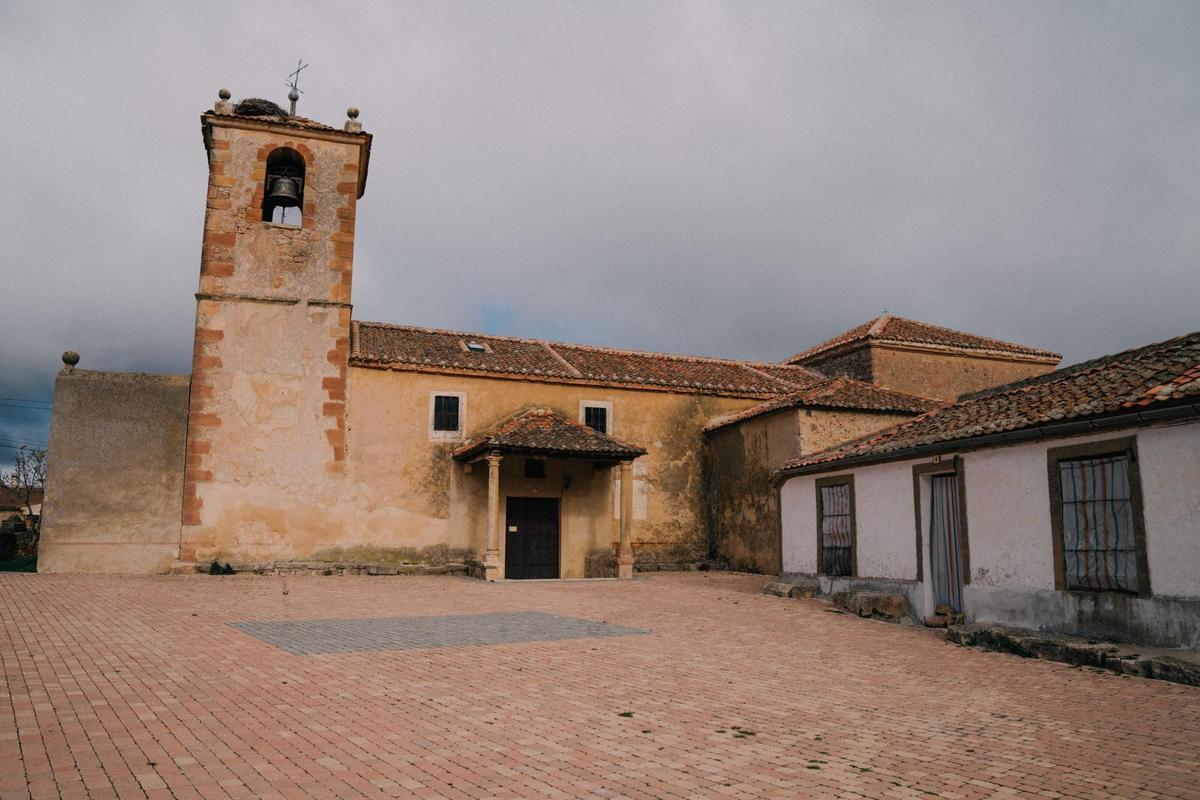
[1,572,1198,799]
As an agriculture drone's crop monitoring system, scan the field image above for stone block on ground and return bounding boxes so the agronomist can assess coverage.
[947,623,1200,687]
[833,591,915,622]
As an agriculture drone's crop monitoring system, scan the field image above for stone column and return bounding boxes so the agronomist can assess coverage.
[483,451,503,581]
[617,460,635,579]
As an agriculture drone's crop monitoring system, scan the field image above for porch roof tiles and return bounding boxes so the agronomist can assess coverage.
[452,408,647,462]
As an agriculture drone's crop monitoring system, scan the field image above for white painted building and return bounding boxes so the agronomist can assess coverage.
[775,332,1200,649]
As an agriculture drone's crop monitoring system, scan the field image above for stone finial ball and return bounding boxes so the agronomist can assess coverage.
[218,88,231,100]
[62,351,80,367]
[347,107,360,119]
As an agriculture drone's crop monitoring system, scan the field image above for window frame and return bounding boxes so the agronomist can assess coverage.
[429,391,466,441]
[814,475,857,578]
[1046,436,1150,597]
[580,400,613,435]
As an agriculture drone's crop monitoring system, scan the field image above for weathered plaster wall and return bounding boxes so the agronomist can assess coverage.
[1136,423,1200,598]
[180,118,364,564]
[706,409,799,573]
[38,369,188,573]
[800,348,873,383]
[347,367,760,574]
[779,421,1200,647]
[708,407,913,575]
[798,409,912,455]
[964,425,1200,597]
[869,346,1055,402]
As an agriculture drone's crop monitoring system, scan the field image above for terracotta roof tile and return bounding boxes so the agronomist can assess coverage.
[704,378,942,433]
[351,321,823,398]
[786,314,1061,364]
[452,408,646,461]
[780,330,1200,474]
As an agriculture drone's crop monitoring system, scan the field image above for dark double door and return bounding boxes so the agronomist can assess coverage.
[505,497,560,580]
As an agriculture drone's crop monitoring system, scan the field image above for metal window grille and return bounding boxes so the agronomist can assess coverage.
[1058,454,1138,593]
[584,406,608,433]
[820,484,852,577]
[433,395,460,432]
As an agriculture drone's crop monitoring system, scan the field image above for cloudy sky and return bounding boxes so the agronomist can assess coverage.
[2,1,1198,464]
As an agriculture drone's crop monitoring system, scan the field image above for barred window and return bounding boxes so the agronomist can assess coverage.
[1057,454,1139,593]
[432,395,460,433]
[818,482,853,577]
[584,405,608,433]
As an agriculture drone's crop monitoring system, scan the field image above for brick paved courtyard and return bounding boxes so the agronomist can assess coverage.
[2,573,1198,800]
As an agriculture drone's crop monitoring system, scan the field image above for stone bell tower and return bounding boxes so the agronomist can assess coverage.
[178,90,372,564]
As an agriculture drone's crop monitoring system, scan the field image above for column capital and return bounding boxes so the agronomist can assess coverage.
[486,451,503,465]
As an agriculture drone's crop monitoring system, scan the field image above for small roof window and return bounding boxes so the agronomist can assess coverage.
[464,341,488,353]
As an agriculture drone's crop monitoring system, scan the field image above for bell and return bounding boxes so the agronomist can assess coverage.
[266,175,301,208]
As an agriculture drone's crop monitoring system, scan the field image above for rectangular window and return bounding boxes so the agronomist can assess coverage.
[430,393,465,439]
[817,479,854,577]
[584,406,607,433]
[581,400,612,434]
[1056,453,1140,593]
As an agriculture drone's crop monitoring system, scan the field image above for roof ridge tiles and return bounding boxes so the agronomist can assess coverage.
[785,314,1061,364]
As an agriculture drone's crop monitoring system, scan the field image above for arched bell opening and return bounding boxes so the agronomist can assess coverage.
[261,147,306,226]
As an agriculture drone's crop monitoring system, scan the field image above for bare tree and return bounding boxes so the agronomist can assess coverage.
[2,446,47,539]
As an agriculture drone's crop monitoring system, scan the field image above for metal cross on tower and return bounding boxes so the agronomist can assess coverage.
[285,59,309,116]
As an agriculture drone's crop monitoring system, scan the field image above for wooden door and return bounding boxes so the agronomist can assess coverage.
[505,497,560,579]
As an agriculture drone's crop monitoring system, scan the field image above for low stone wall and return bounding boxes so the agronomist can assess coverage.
[38,369,189,574]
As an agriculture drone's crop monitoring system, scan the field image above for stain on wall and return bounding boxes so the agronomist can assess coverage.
[706,407,918,574]
[39,369,189,573]
[348,368,760,575]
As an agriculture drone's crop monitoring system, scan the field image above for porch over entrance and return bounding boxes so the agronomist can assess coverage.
[453,408,646,581]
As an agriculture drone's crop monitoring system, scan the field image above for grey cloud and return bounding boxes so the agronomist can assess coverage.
[3,1,1199,465]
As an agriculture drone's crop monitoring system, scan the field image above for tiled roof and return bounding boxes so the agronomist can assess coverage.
[780,330,1200,475]
[452,408,646,462]
[351,321,825,398]
[785,314,1061,365]
[0,486,42,512]
[704,378,942,433]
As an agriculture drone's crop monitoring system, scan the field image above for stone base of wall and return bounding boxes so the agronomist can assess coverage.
[173,559,471,577]
[965,584,1200,650]
[777,573,923,608]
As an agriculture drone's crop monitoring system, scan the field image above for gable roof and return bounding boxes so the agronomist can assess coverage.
[778,331,1200,477]
[351,321,825,399]
[785,314,1061,365]
[704,378,943,433]
[452,408,646,462]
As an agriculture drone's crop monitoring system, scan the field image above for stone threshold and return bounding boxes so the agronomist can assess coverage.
[947,624,1200,687]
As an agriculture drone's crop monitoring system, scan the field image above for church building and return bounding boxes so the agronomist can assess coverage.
[37,92,1061,579]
